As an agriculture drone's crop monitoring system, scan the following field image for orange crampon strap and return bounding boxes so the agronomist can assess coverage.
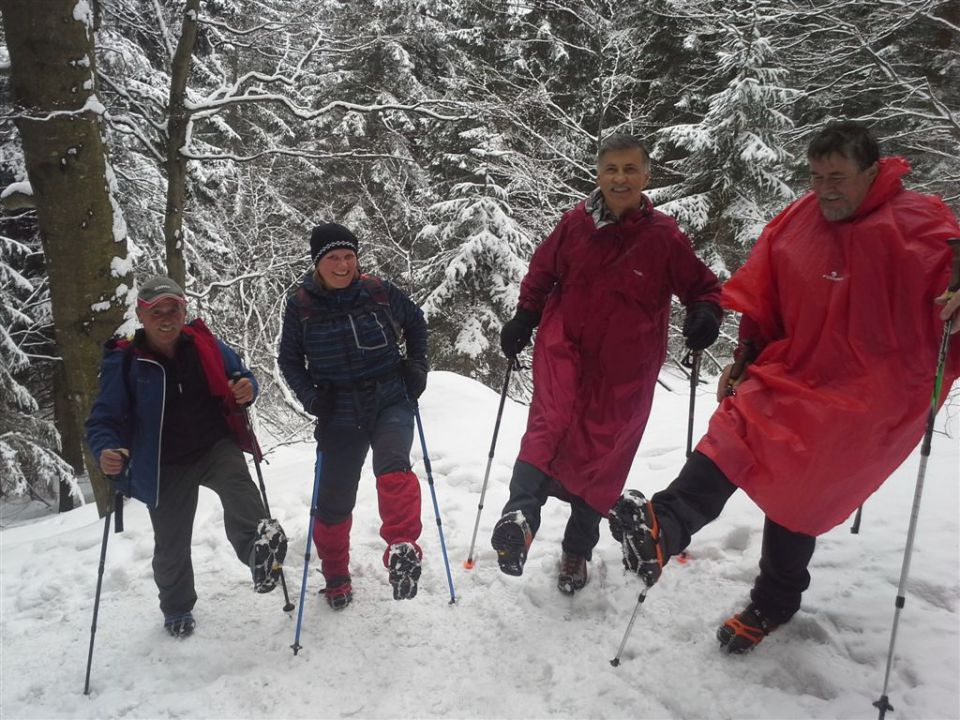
[722,615,766,645]
[646,499,665,569]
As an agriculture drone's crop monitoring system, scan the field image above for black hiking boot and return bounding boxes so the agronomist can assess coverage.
[557,552,588,595]
[717,603,779,654]
[251,518,287,593]
[321,577,353,611]
[608,490,664,587]
[163,611,196,638]
[491,511,533,577]
[387,542,422,600]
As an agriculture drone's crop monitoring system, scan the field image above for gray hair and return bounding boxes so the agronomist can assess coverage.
[597,133,651,167]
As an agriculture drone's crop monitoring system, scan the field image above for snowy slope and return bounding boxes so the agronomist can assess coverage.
[1,370,957,719]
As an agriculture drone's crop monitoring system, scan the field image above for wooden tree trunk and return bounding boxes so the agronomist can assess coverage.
[1,0,131,515]
[163,0,200,286]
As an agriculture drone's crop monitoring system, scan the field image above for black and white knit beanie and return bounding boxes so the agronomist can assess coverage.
[310,222,359,264]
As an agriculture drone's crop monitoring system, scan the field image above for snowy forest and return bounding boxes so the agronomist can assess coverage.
[1,0,958,514]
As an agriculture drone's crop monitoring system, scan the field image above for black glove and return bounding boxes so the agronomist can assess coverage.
[499,308,541,358]
[401,359,428,401]
[682,302,722,351]
[308,381,336,423]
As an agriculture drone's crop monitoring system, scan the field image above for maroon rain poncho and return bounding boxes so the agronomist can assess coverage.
[517,196,722,514]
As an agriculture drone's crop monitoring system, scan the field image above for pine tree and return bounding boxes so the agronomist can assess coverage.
[418,144,535,388]
[653,0,795,275]
[0,230,81,507]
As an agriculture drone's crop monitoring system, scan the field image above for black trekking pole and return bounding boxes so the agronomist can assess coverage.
[464,358,520,569]
[239,404,295,612]
[414,405,457,604]
[874,238,960,719]
[84,491,123,695]
[850,505,863,534]
[610,586,650,667]
[675,350,703,565]
[681,350,702,458]
[292,450,323,655]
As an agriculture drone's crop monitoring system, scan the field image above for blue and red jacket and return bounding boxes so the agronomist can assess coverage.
[85,319,259,508]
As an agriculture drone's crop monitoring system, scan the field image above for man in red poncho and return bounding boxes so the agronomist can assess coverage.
[609,121,960,653]
[490,134,723,595]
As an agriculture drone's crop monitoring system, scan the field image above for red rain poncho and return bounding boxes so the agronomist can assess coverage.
[698,157,960,536]
[517,196,722,514]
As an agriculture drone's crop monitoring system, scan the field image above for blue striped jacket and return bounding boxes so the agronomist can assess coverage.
[277,272,428,427]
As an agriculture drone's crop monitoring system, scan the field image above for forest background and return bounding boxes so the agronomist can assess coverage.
[1,0,958,515]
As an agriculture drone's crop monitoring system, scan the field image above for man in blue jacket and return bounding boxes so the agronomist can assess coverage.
[86,276,287,637]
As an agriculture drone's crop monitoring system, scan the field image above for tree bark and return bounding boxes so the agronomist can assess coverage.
[163,0,200,286]
[1,0,130,515]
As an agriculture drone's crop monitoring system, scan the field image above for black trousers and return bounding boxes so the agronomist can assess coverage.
[148,438,266,615]
[651,451,816,624]
[501,460,602,561]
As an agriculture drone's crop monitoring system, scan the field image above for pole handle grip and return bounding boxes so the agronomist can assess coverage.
[724,338,757,396]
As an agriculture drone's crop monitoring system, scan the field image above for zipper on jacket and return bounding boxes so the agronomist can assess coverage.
[138,357,166,508]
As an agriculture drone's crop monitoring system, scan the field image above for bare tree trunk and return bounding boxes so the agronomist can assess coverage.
[1,0,130,515]
[163,0,200,286]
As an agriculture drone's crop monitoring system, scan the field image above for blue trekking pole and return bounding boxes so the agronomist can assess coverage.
[414,406,456,604]
[291,450,323,655]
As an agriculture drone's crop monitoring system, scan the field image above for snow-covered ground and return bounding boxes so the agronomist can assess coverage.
[1,370,957,719]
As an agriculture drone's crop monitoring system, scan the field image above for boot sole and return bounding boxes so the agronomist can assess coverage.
[389,545,422,600]
[491,522,529,576]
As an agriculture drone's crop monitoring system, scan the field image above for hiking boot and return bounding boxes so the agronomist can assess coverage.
[387,542,422,600]
[321,576,353,611]
[491,511,533,577]
[557,552,588,595]
[163,611,196,638]
[251,518,288,593]
[717,603,779,654]
[608,490,664,587]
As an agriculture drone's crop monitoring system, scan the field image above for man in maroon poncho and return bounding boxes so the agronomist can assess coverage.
[491,134,723,595]
[610,121,960,652]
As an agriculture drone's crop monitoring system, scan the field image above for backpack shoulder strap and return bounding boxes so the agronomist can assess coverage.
[360,274,403,343]
[294,287,314,323]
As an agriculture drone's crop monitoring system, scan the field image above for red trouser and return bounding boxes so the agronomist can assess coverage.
[313,470,422,581]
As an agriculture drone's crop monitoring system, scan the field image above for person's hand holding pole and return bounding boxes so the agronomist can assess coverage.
[229,376,254,405]
[99,448,129,476]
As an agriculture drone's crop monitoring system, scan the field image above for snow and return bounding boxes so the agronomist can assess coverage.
[0,180,32,199]
[1,370,957,719]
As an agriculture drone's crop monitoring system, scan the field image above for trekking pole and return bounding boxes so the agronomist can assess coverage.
[874,238,960,719]
[676,350,703,565]
[610,586,649,667]
[291,450,323,655]
[850,505,863,534]
[681,350,702,458]
[464,358,519,569]
[84,491,123,695]
[240,404,295,612]
[414,405,457,604]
